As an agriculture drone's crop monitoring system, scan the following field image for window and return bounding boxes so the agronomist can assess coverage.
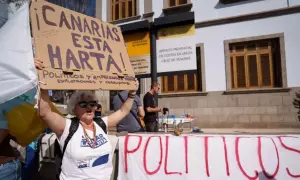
[161,46,202,93]
[168,0,188,7]
[229,39,282,89]
[111,0,136,21]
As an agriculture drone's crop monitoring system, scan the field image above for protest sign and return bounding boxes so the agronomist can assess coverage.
[156,25,196,74]
[30,0,136,90]
[118,134,300,180]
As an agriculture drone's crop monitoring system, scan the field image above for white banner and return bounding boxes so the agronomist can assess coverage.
[156,36,197,73]
[0,1,37,104]
[118,134,300,180]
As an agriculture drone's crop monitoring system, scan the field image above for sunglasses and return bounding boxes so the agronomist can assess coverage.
[78,101,97,108]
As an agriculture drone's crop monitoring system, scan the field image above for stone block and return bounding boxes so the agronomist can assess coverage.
[259,96,272,106]
[212,108,223,115]
[189,98,198,108]
[237,96,249,107]
[270,115,284,122]
[265,107,278,114]
[248,122,267,128]
[158,99,165,106]
[243,107,255,114]
[230,107,244,115]
[208,115,219,122]
[215,121,238,128]
[168,97,185,109]
[270,96,283,106]
[254,107,266,114]
[218,115,228,122]
[283,96,294,106]
[248,96,260,106]
[193,108,202,116]
[222,107,231,115]
[195,118,215,128]
[217,97,227,107]
[226,96,238,107]
[283,114,297,122]
[203,108,213,115]
[227,115,239,123]
[277,92,290,96]
[232,122,250,128]
[278,106,290,114]
[198,99,207,108]
[168,108,175,114]
[194,108,213,115]
[249,115,260,122]
[261,115,272,122]
[207,98,218,108]
[243,107,265,115]
[238,115,250,122]
[197,115,210,122]
[267,122,291,128]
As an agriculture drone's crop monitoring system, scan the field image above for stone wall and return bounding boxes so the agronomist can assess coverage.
[158,88,300,128]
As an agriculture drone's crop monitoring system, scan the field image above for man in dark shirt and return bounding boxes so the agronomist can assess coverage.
[143,82,162,132]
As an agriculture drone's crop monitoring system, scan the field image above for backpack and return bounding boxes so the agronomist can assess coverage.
[54,117,107,179]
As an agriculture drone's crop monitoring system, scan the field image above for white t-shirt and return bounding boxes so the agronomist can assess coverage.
[58,117,113,180]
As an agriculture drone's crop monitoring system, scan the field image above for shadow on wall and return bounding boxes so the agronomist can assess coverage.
[258,171,277,180]
[214,0,265,9]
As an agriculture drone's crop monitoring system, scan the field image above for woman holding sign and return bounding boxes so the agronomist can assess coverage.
[35,59,138,180]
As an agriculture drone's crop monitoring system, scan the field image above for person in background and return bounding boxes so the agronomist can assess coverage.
[143,82,162,132]
[95,104,102,117]
[112,90,145,133]
[0,114,22,180]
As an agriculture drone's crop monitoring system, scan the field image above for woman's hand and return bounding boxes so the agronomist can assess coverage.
[34,58,44,70]
[128,78,139,95]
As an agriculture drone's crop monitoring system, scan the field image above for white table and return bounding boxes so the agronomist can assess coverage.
[158,117,195,131]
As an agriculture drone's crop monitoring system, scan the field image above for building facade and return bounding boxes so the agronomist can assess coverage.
[91,0,300,128]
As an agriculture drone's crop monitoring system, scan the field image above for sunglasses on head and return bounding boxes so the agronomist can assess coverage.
[78,101,97,108]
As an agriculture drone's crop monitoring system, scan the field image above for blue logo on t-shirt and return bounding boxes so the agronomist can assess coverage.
[92,154,109,167]
[77,154,109,168]
[80,134,108,148]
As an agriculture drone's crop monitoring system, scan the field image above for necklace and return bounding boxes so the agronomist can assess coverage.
[80,122,97,148]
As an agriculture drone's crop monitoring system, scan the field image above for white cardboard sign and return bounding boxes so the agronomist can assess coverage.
[156,36,197,73]
[118,134,300,180]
